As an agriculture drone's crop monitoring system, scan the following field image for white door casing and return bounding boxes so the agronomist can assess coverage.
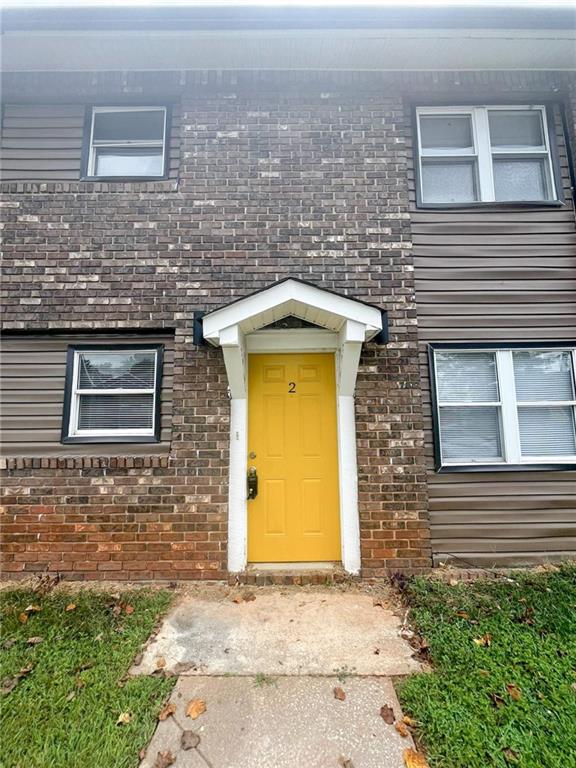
[202,279,383,574]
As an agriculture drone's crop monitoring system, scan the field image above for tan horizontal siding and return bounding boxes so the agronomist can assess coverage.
[0,334,174,457]
[0,103,180,182]
[410,103,576,567]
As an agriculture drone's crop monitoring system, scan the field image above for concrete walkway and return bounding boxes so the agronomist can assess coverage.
[135,588,420,768]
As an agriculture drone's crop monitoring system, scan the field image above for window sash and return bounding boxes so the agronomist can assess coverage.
[434,347,576,466]
[87,107,167,178]
[417,105,556,204]
[69,350,158,437]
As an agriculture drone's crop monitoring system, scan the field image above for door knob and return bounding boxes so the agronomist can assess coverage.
[247,466,258,500]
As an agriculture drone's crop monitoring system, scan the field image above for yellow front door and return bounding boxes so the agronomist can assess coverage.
[247,353,341,563]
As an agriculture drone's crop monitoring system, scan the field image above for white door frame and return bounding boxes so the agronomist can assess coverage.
[202,279,383,574]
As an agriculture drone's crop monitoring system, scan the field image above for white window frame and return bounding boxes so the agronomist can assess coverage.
[68,348,159,438]
[87,106,167,179]
[433,346,576,468]
[416,105,557,204]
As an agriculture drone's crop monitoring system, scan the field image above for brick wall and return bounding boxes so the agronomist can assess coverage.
[2,69,573,580]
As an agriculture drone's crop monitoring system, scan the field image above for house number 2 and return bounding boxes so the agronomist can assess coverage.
[288,382,296,393]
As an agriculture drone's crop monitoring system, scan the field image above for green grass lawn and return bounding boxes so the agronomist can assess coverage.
[398,564,576,768]
[0,587,174,768]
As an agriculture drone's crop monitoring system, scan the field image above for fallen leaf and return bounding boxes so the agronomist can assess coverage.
[455,611,470,619]
[333,686,346,701]
[506,683,522,701]
[373,598,389,609]
[186,698,206,720]
[1,665,33,695]
[473,634,492,647]
[26,636,43,645]
[503,748,520,763]
[402,715,418,727]
[153,751,175,768]
[133,652,144,666]
[232,591,256,604]
[158,703,176,721]
[490,693,505,709]
[112,604,122,617]
[66,691,76,702]
[24,605,42,613]
[380,704,395,724]
[125,605,135,615]
[138,749,147,761]
[449,578,459,587]
[18,613,28,624]
[404,748,430,768]
[116,712,132,725]
[478,669,491,678]
[2,639,16,650]
[155,657,167,670]
[65,603,76,612]
[339,757,355,768]
[181,730,200,750]
[173,661,195,674]
[395,721,410,738]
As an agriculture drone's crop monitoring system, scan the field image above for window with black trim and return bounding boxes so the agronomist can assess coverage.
[85,106,167,179]
[61,346,163,443]
[431,346,576,470]
[416,106,559,205]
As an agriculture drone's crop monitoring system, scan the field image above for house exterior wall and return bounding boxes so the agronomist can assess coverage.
[1,69,575,579]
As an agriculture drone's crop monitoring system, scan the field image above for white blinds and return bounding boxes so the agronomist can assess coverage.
[73,350,157,435]
[434,348,576,465]
[513,351,576,458]
[435,352,503,463]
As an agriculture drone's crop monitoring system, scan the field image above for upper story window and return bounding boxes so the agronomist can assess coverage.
[431,346,576,471]
[62,346,163,443]
[416,106,558,205]
[86,106,167,179]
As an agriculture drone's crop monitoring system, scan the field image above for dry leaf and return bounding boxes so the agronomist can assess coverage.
[478,669,491,678]
[404,748,430,768]
[158,703,177,721]
[125,605,135,615]
[112,604,122,617]
[402,715,418,727]
[473,634,492,647]
[116,712,132,725]
[181,730,200,750]
[26,636,43,645]
[186,698,206,720]
[395,721,410,738]
[2,665,34,695]
[66,691,76,702]
[333,686,346,701]
[490,692,505,709]
[173,661,195,674]
[506,683,522,701]
[65,603,76,612]
[155,657,167,670]
[503,748,520,763]
[153,751,175,768]
[18,613,29,624]
[339,758,355,768]
[380,704,395,724]
[455,611,470,619]
[373,598,389,609]
[232,591,256,604]
[24,605,42,613]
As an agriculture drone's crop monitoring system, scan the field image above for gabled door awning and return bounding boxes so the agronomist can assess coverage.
[202,278,384,346]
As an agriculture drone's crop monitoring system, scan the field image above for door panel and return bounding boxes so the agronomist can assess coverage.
[248,353,340,562]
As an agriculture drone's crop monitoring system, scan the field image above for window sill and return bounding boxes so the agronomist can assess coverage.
[61,436,161,445]
[415,199,565,210]
[436,462,576,473]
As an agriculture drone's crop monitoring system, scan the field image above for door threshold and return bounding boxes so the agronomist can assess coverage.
[247,562,340,572]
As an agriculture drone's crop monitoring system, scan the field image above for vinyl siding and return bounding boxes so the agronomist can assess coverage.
[0,103,181,181]
[0,334,174,456]
[410,103,576,567]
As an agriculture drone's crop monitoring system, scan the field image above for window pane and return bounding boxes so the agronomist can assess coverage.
[420,115,473,150]
[488,110,544,149]
[78,351,156,390]
[436,351,499,403]
[440,406,503,461]
[93,109,164,142]
[518,406,576,457]
[493,157,549,201]
[421,160,478,203]
[78,394,154,431]
[513,350,575,402]
[94,148,164,177]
